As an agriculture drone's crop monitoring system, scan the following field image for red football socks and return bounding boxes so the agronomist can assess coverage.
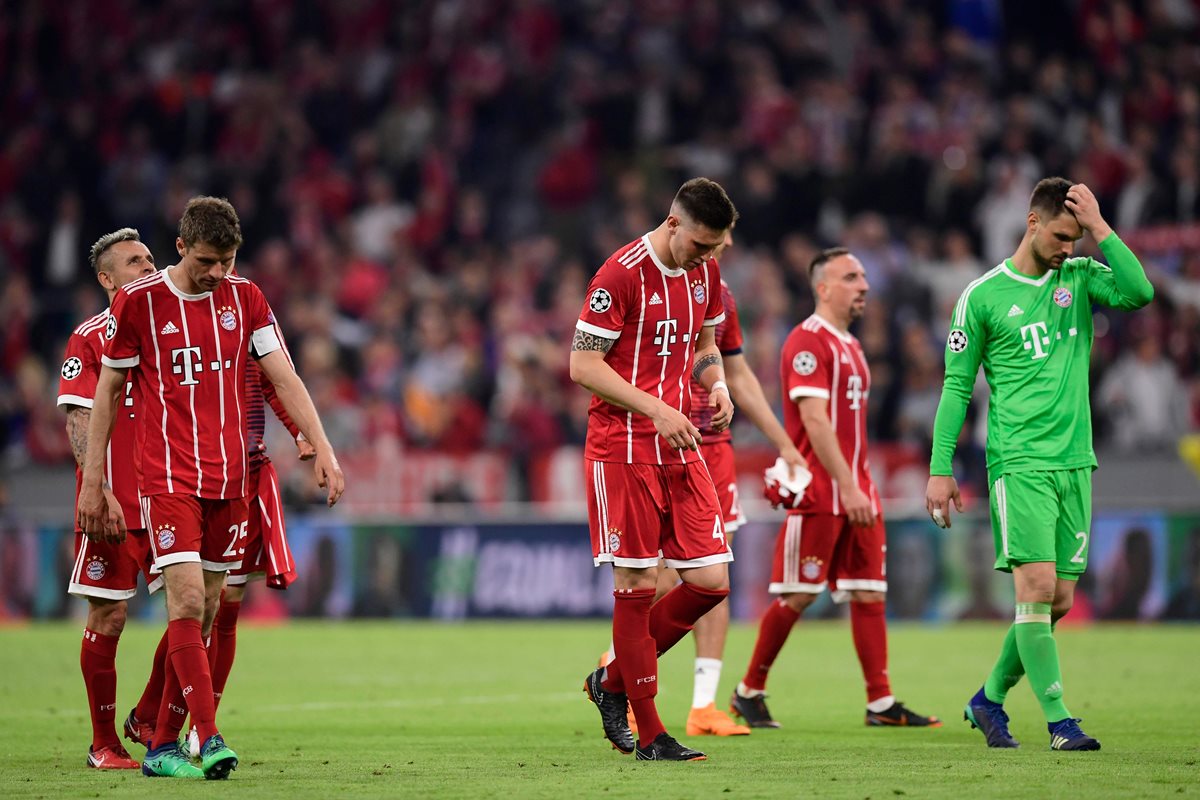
[211,599,242,708]
[602,588,665,745]
[80,629,120,749]
[850,601,892,703]
[156,618,218,747]
[648,583,729,656]
[135,629,169,727]
[741,598,801,692]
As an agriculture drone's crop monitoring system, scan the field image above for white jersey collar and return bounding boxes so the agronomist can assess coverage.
[642,234,685,278]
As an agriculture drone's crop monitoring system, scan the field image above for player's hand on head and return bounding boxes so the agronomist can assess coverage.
[709,387,734,431]
[1065,184,1103,231]
[653,404,701,451]
[925,475,963,529]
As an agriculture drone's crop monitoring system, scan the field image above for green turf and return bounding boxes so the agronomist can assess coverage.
[1,621,1197,798]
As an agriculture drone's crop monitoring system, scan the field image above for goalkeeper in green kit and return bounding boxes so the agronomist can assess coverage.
[926,178,1153,751]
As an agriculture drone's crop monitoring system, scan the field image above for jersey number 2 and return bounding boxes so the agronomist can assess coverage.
[1070,531,1088,564]
[224,520,248,558]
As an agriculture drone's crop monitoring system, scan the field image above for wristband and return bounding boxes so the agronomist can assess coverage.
[710,380,729,395]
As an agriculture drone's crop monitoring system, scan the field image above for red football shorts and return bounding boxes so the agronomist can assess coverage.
[143,493,250,573]
[700,440,746,534]
[68,529,158,600]
[586,459,732,569]
[227,459,285,586]
[768,512,887,600]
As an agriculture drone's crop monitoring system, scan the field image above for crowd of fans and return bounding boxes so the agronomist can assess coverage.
[2,0,1199,501]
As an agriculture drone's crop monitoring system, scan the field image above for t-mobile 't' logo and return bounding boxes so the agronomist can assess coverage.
[1019,321,1051,360]
[171,346,203,385]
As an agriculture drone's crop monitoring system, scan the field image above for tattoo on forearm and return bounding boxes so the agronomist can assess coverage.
[692,354,721,382]
[67,408,90,469]
[572,330,615,353]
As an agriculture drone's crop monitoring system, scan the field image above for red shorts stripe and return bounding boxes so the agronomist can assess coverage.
[228,460,288,585]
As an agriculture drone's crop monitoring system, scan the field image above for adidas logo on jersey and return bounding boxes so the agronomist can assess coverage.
[649,292,663,306]
[1008,304,1024,317]
[160,321,180,335]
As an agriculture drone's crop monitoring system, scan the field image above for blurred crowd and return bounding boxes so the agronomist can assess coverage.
[2,0,1199,499]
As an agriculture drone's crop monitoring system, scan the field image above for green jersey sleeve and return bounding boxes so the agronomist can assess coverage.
[1084,233,1154,311]
[930,274,990,476]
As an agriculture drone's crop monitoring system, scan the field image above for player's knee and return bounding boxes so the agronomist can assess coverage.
[849,591,885,604]
[782,593,815,613]
[1051,597,1073,621]
[223,585,246,604]
[88,600,128,637]
[170,587,206,620]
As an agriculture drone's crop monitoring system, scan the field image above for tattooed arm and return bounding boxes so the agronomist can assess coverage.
[569,328,703,451]
[691,326,733,431]
[65,407,91,470]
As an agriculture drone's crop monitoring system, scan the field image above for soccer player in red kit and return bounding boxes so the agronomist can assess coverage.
[730,247,941,729]
[573,178,737,762]
[78,197,345,779]
[58,229,160,770]
[599,231,807,738]
[127,361,312,758]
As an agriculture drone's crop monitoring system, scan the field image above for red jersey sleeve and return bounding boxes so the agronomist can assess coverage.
[701,260,725,327]
[782,328,832,402]
[716,283,743,355]
[576,261,634,340]
[260,366,301,438]
[243,283,284,359]
[57,330,100,409]
[102,289,144,368]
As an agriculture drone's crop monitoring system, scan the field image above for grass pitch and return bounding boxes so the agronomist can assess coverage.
[0,620,1197,799]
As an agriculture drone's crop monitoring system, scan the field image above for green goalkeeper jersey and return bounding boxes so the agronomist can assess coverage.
[931,234,1153,483]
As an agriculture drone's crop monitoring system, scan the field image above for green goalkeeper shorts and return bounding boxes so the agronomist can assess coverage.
[988,468,1092,579]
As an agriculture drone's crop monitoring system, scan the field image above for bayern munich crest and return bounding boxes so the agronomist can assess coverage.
[589,288,612,313]
[85,558,106,581]
[801,556,823,581]
[947,329,969,353]
[219,306,238,331]
[607,528,621,553]
[156,524,177,550]
[692,282,706,304]
[792,351,817,376]
[61,356,83,380]
[1053,287,1072,308]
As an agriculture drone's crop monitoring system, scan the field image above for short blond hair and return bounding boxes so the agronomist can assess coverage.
[89,228,142,274]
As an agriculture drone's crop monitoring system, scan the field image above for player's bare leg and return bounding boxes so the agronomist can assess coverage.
[82,598,139,769]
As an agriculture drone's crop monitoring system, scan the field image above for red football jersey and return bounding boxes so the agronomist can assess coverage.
[780,314,880,516]
[576,235,726,465]
[58,309,145,532]
[102,268,283,499]
[690,280,743,442]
